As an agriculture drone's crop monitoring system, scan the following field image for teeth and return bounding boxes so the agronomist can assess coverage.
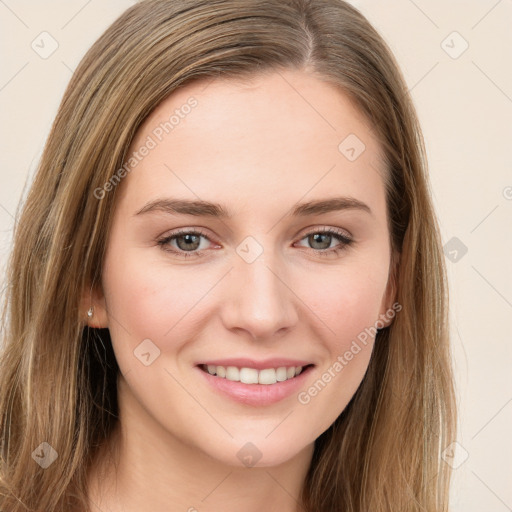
[226,366,240,381]
[240,367,259,384]
[203,364,305,384]
[259,368,277,385]
[275,367,287,381]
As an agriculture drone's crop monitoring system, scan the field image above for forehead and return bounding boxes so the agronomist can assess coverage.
[117,69,387,221]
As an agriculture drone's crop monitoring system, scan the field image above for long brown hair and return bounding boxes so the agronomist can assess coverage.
[0,1,457,510]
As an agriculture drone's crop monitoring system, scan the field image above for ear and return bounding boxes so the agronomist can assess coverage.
[378,249,400,328]
[80,281,109,329]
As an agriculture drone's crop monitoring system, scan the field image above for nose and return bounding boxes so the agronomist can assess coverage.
[219,253,299,341]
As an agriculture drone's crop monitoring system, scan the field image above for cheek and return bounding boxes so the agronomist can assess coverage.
[101,247,209,361]
[301,260,389,350]
[293,266,386,435]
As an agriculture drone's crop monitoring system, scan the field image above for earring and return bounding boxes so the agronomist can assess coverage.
[87,306,94,318]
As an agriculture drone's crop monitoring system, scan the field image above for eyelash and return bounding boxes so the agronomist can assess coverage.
[156,227,353,259]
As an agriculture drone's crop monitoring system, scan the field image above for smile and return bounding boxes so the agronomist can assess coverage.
[199,364,311,385]
[196,362,315,406]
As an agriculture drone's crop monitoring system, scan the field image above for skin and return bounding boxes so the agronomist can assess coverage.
[83,68,397,512]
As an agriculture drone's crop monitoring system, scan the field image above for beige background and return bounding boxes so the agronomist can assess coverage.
[1,1,511,509]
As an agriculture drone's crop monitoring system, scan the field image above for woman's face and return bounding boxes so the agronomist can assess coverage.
[93,69,397,468]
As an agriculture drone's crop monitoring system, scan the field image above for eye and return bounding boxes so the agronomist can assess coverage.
[294,227,353,257]
[157,228,215,258]
[157,226,353,259]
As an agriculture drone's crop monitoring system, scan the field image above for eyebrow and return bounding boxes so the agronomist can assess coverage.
[134,196,372,218]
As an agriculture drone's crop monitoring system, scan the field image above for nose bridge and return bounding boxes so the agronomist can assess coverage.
[221,246,297,338]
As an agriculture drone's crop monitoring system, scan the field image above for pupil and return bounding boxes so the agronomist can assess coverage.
[177,234,200,251]
[310,233,330,250]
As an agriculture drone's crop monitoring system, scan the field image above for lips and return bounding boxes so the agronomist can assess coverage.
[195,358,316,406]
[197,364,314,406]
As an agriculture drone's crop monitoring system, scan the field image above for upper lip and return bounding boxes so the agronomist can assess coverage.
[196,358,314,370]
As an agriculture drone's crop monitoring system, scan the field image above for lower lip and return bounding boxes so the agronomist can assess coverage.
[195,365,315,407]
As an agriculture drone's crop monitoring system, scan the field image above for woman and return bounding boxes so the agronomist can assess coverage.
[0,0,457,510]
